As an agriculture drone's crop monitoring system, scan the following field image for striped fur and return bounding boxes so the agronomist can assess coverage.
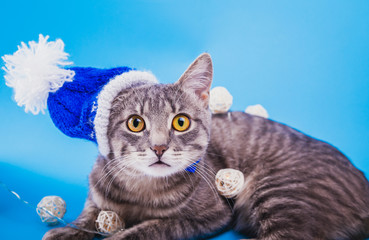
[43,54,369,240]
[211,112,369,240]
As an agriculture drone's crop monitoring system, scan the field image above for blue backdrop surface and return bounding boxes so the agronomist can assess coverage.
[0,0,368,239]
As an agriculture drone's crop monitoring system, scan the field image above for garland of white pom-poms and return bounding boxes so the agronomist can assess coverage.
[0,181,124,236]
[209,86,269,118]
[209,86,268,198]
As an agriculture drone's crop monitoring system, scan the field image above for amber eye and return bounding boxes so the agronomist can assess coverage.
[172,114,191,132]
[127,115,145,132]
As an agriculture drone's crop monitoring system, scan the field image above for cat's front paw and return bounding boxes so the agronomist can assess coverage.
[42,226,94,240]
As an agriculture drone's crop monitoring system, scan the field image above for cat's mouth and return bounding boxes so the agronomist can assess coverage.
[149,160,171,167]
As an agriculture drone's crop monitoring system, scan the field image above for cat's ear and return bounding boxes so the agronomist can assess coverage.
[176,53,213,106]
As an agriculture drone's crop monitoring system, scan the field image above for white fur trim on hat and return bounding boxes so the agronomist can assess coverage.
[94,70,158,157]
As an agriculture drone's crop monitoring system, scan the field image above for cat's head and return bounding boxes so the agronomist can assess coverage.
[107,53,213,177]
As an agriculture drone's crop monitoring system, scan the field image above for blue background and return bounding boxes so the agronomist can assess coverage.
[1,0,368,239]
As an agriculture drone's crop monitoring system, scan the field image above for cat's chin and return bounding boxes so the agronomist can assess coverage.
[142,164,182,178]
[149,161,171,167]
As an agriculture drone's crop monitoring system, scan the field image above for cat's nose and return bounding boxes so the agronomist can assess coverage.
[150,145,168,158]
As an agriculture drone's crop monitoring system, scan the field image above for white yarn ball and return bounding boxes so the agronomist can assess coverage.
[95,210,124,234]
[245,104,269,118]
[36,196,66,225]
[215,169,244,198]
[209,87,233,114]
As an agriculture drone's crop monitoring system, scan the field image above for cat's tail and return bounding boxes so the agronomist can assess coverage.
[2,34,74,115]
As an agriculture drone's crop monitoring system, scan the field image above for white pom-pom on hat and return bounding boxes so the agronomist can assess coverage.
[2,34,75,114]
[245,104,269,118]
[209,86,233,113]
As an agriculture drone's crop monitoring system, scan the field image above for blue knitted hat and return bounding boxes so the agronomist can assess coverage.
[2,35,158,156]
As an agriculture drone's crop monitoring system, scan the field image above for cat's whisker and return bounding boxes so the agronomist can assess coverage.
[193,168,219,203]
[94,154,133,187]
[98,157,119,174]
[104,160,137,198]
[182,170,195,190]
[199,162,218,176]
[196,167,234,214]
[104,161,125,197]
[184,156,217,177]
[97,156,133,195]
[94,159,123,188]
[182,157,219,202]
[182,157,235,213]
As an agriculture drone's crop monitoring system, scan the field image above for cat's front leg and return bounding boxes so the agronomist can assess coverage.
[42,200,99,240]
[106,216,231,240]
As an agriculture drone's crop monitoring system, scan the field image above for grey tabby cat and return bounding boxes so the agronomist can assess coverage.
[43,53,369,240]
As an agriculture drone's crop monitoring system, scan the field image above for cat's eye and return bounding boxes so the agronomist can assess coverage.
[172,114,191,132]
[127,115,145,132]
